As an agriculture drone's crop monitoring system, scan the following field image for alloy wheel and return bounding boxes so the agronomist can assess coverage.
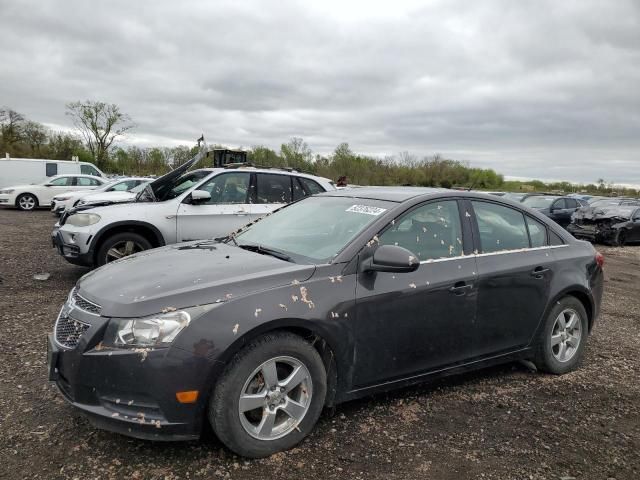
[19,195,36,210]
[550,308,582,363]
[238,356,312,441]
[105,240,145,263]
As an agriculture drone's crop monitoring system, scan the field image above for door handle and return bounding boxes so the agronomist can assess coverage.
[449,281,472,296]
[531,266,550,278]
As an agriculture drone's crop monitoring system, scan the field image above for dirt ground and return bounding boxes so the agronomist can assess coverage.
[0,209,638,480]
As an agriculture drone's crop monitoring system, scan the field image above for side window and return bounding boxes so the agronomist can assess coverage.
[632,209,640,220]
[552,199,567,210]
[46,163,58,177]
[109,181,131,191]
[90,178,102,186]
[49,177,71,186]
[76,177,94,186]
[526,216,548,248]
[565,198,578,209]
[299,178,324,195]
[471,201,529,253]
[198,172,250,204]
[549,230,565,246]
[255,174,292,204]
[379,200,463,261]
[292,177,306,201]
[80,164,101,176]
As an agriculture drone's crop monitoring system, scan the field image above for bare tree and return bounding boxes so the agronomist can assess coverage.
[66,101,134,170]
[22,121,49,156]
[0,107,25,145]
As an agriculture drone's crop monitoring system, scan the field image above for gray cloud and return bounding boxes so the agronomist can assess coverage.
[1,0,639,185]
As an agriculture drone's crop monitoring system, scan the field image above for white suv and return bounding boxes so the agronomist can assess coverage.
[52,153,335,267]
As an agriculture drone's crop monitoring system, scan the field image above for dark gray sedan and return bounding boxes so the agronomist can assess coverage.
[48,188,604,457]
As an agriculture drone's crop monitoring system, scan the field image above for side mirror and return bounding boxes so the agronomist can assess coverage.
[361,244,420,273]
[188,189,211,204]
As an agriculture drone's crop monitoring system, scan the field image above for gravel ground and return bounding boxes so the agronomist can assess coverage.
[0,209,638,480]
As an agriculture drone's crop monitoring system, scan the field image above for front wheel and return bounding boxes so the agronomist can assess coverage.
[209,332,327,458]
[16,193,38,211]
[534,296,588,374]
[96,232,152,266]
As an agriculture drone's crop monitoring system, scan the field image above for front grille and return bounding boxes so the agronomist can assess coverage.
[72,289,101,315]
[55,314,90,349]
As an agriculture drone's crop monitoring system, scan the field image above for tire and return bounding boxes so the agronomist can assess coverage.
[209,332,327,458]
[95,232,152,266]
[16,193,38,211]
[534,296,589,374]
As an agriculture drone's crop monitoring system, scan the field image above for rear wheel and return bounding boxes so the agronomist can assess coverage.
[16,193,38,211]
[534,296,588,374]
[96,232,152,266]
[209,332,326,458]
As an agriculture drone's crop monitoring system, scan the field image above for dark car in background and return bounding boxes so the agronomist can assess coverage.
[521,195,587,228]
[47,188,604,458]
[569,204,640,245]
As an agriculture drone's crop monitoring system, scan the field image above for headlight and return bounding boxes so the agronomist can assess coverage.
[103,305,214,348]
[0,189,14,194]
[55,195,73,201]
[65,213,101,227]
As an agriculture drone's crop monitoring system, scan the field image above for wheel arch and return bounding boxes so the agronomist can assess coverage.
[90,221,166,262]
[214,318,341,408]
[547,286,595,333]
[15,191,39,208]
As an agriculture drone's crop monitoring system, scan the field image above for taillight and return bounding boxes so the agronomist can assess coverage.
[595,251,604,268]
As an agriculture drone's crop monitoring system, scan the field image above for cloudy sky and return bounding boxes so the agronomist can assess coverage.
[1,0,639,185]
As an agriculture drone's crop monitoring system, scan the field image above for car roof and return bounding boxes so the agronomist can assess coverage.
[53,174,105,179]
[318,186,448,202]
[191,167,332,183]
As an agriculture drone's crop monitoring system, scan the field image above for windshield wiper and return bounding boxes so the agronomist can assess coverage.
[237,243,294,263]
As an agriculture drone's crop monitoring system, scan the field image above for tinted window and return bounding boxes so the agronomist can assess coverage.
[526,216,547,247]
[256,174,292,204]
[379,200,463,261]
[80,164,101,176]
[549,230,565,245]
[109,180,140,191]
[199,172,250,204]
[299,178,324,195]
[46,163,58,176]
[565,198,578,209]
[633,209,640,220]
[552,199,567,210]
[472,201,529,253]
[292,177,306,201]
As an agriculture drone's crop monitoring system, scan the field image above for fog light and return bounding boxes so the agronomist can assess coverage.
[176,390,199,404]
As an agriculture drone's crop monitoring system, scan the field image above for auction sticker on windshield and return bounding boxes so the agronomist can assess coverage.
[346,205,387,216]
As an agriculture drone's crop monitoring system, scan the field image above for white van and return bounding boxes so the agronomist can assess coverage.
[0,157,104,189]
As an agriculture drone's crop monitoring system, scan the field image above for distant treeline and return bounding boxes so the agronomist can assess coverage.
[1,107,637,196]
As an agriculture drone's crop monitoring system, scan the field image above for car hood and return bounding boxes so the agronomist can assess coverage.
[3,184,43,191]
[54,190,87,200]
[76,241,316,317]
[78,191,136,203]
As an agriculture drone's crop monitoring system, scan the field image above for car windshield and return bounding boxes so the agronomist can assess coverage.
[154,171,211,201]
[522,196,557,208]
[235,196,394,263]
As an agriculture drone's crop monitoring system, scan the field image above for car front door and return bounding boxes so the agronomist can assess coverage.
[249,173,294,220]
[41,176,74,204]
[469,200,553,357]
[176,172,252,242]
[550,198,575,228]
[353,199,478,388]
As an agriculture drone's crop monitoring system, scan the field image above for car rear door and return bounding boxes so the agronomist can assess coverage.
[176,172,253,241]
[353,199,478,387]
[249,173,294,220]
[469,200,553,357]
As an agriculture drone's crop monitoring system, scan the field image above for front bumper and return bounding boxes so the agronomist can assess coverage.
[0,193,16,206]
[52,228,95,267]
[47,306,213,441]
[51,200,67,215]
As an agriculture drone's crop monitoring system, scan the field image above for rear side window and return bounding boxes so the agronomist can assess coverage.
[526,216,548,247]
[471,201,529,253]
[46,163,58,177]
[549,231,565,246]
[255,174,292,204]
[292,177,306,201]
[299,178,324,195]
[379,200,463,261]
